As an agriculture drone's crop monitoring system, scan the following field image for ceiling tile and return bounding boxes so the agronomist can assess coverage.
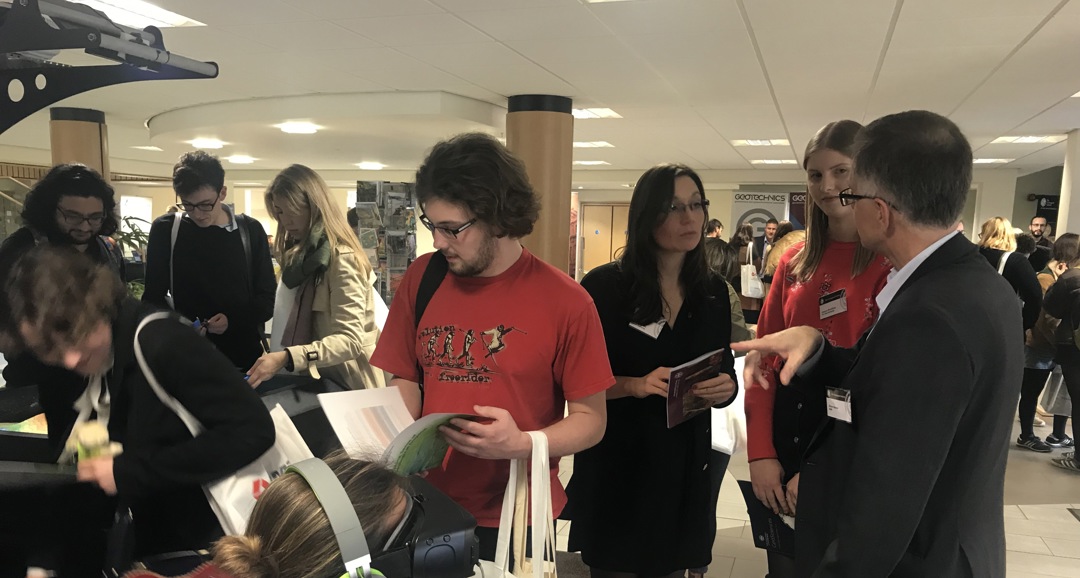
[283,0,445,19]
[337,14,492,46]
[152,0,319,26]
[588,0,746,36]
[457,5,611,41]
[219,21,380,52]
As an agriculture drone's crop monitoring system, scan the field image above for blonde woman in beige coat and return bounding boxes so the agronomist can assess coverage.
[245,164,385,390]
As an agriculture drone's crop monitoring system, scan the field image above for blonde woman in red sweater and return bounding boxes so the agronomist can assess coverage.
[743,120,891,577]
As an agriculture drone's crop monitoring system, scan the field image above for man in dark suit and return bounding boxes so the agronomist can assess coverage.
[1028,216,1053,272]
[754,218,778,267]
[733,110,1021,578]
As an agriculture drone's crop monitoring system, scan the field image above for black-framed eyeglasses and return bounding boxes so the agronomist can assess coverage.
[419,214,477,239]
[665,199,710,216]
[56,208,106,227]
[178,197,219,213]
[838,188,898,209]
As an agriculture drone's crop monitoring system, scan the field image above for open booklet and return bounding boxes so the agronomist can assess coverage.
[666,347,726,428]
[317,387,476,476]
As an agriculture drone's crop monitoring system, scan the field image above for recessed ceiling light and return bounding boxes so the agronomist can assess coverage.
[732,139,790,147]
[275,121,321,134]
[187,138,226,149]
[572,160,611,166]
[226,155,256,164]
[573,141,615,148]
[576,186,583,190]
[751,159,798,165]
[622,183,632,187]
[973,158,1014,164]
[74,0,205,28]
[356,162,386,170]
[131,145,163,151]
[990,135,1066,144]
[572,108,622,120]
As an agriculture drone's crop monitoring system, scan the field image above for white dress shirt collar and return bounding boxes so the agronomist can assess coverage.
[875,231,960,317]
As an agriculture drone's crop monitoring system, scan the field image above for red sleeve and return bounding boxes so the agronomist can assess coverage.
[555,299,615,401]
[370,253,430,382]
[745,251,794,462]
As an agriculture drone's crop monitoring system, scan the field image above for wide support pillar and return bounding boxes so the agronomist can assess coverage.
[50,107,109,179]
[506,95,574,274]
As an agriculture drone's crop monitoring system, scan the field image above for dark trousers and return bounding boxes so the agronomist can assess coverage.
[1052,345,1080,443]
[690,449,733,573]
[1019,366,1053,438]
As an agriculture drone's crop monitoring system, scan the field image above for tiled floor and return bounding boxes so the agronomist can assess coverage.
[555,419,1080,578]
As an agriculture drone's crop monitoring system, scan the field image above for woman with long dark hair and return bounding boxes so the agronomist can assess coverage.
[742,120,891,577]
[567,164,738,578]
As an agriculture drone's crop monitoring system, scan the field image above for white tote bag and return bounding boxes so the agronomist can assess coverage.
[711,357,747,455]
[740,246,765,299]
[133,312,315,535]
[480,430,557,578]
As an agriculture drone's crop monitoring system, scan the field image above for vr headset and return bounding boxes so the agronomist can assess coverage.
[286,458,479,578]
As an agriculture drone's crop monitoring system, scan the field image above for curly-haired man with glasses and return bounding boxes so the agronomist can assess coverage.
[372,133,614,560]
[0,163,126,427]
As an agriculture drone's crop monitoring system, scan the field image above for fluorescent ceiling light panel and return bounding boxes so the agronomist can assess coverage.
[226,155,256,164]
[973,158,1014,164]
[573,141,615,148]
[73,0,205,28]
[572,108,622,119]
[275,122,321,134]
[356,162,386,170]
[732,139,790,147]
[572,160,610,166]
[1073,90,1080,97]
[990,135,1066,144]
[131,145,162,151]
[751,159,798,165]
[187,138,225,149]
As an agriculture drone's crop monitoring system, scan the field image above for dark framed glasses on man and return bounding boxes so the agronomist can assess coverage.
[419,214,477,239]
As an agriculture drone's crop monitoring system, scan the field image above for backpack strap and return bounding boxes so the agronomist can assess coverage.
[237,213,253,297]
[167,213,183,309]
[997,251,1013,275]
[414,252,448,390]
[415,251,448,329]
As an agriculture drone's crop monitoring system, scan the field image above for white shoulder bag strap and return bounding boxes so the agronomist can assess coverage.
[133,312,205,436]
[165,213,183,310]
[997,251,1013,275]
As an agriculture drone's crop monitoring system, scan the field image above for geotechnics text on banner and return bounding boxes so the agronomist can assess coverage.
[732,192,790,237]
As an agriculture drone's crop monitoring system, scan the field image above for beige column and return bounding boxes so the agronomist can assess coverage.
[50,107,110,179]
[506,95,574,274]
[1056,130,1080,236]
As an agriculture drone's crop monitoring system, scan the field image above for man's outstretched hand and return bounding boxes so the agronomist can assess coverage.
[731,326,823,390]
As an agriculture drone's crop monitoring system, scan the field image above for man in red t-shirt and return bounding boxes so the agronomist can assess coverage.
[371,132,614,560]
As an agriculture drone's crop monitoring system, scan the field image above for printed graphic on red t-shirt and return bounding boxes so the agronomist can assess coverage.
[421,323,525,382]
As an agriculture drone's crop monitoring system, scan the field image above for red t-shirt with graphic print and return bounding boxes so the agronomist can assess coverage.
[745,240,892,462]
[371,248,615,526]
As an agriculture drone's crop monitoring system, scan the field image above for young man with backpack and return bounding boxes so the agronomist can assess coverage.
[142,152,275,369]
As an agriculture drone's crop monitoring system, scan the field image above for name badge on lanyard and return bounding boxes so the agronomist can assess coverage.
[826,387,853,423]
[819,288,847,320]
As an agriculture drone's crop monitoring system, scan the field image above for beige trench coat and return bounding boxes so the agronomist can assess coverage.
[283,245,386,390]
